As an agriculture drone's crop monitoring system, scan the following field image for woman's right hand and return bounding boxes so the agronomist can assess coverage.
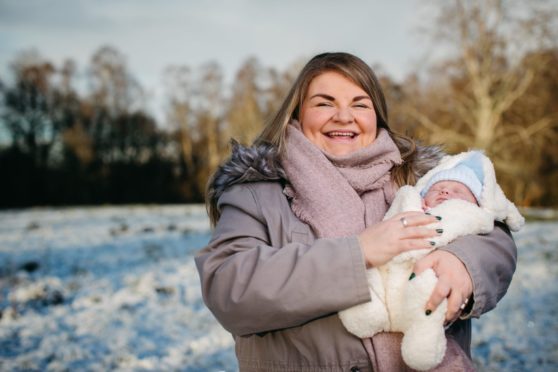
[358,211,440,268]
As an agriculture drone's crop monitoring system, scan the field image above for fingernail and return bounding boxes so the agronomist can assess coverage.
[409,273,416,280]
[436,216,442,220]
[425,309,432,316]
[430,241,436,246]
[425,212,431,215]
[436,228,443,234]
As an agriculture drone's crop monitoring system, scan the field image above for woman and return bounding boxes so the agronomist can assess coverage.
[196,52,517,371]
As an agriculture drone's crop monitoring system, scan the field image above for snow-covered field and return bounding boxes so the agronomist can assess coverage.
[0,206,556,371]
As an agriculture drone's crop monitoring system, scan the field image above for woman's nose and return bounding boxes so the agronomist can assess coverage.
[333,107,354,123]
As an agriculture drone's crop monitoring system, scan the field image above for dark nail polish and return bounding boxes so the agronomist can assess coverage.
[425,212,431,215]
[430,241,436,246]
[409,273,416,280]
[436,216,442,221]
[425,309,432,316]
[436,229,443,234]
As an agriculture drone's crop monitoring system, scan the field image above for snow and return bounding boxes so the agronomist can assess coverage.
[0,206,235,371]
[0,206,557,371]
[471,220,558,371]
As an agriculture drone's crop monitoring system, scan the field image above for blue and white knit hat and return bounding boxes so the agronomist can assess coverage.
[420,151,485,202]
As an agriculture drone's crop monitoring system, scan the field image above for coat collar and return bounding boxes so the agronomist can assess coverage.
[208,139,445,208]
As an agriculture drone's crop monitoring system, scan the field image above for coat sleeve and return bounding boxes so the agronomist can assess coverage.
[195,184,371,336]
[439,221,517,318]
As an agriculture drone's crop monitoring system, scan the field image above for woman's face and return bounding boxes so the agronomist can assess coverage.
[298,71,377,156]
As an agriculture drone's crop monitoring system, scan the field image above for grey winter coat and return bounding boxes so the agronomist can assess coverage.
[195,144,517,372]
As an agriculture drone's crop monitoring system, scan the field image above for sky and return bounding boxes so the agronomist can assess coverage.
[0,0,431,120]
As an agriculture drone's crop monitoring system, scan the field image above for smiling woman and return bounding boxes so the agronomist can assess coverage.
[196,52,517,372]
[299,71,378,157]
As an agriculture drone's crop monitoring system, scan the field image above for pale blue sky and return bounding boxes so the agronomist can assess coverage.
[0,0,431,118]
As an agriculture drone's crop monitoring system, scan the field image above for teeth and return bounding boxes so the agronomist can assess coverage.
[328,132,355,138]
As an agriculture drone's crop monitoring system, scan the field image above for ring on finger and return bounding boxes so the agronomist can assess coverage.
[400,217,409,228]
[460,297,470,310]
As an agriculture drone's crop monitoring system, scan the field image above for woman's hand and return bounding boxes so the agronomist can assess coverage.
[358,211,439,268]
[413,250,473,323]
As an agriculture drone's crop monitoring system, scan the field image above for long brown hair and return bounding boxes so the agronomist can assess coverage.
[207,52,417,223]
[255,52,417,183]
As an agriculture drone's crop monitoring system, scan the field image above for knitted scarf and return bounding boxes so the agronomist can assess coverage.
[281,122,402,238]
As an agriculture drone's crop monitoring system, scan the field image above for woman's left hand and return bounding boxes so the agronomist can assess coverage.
[413,250,473,323]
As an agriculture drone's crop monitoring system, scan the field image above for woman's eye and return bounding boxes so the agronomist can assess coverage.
[354,104,370,109]
[316,102,332,107]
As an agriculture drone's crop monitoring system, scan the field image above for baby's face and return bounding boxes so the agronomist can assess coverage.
[423,180,478,208]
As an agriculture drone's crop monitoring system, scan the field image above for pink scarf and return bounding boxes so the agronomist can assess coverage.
[281,122,401,238]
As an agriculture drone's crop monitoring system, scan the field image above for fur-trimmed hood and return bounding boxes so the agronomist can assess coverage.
[207,140,446,219]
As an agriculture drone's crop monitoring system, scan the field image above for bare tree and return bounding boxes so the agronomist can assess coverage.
[87,46,148,163]
[163,61,226,197]
[2,51,59,168]
[226,57,266,146]
[89,46,144,115]
[164,65,195,173]
[262,59,303,124]
[196,62,225,175]
[403,0,558,204]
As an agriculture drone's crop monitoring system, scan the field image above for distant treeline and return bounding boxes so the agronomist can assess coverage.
[0,47,300,208]
[1,1,557,208]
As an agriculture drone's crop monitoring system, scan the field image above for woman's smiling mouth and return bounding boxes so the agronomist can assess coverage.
[325,131,358,139]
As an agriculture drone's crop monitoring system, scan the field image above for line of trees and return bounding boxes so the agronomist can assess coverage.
[388,0,558,206]
[0,47,301,207]
[0,0,557,208]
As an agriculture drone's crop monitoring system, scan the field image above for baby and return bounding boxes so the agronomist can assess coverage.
[421,159,482,210]
[339,150,524,371]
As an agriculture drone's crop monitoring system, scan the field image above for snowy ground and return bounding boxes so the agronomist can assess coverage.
[0,206,556,371]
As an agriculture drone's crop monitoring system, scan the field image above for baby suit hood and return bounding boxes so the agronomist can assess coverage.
[415,150,524,231]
